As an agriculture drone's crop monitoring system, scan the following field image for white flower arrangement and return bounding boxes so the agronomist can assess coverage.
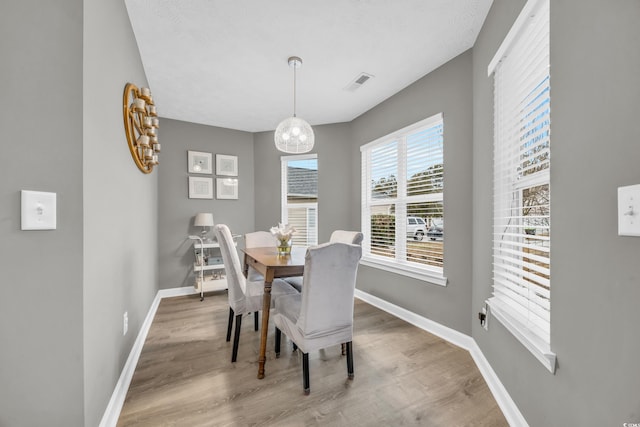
[270,223,296,244]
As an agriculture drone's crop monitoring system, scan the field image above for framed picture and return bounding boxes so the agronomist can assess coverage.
[216,178,239,200]
[188,151,212,174]
[188,177,213,199]
[216,154,238,176]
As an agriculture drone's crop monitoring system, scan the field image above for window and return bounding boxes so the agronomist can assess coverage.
[360,113,446,286]
[488,0,555,372]
[281,154,318,247]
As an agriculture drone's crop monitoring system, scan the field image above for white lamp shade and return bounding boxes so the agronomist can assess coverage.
[274,116,315,154]
[194,213,214,227]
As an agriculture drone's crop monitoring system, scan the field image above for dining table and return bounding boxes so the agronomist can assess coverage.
[242,246,306,379]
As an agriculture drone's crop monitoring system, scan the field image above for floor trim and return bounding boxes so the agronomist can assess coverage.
[354,289,528,427]
[101,287,527,427]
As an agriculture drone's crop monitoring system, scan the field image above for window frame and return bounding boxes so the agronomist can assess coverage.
[487,0,555,373]
[281,154,318,247]
[360,113,447,287]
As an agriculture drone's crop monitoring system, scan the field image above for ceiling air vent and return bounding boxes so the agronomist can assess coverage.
[344,72,374,92]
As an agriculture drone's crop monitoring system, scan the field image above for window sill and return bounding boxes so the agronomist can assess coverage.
[487,297,556,373]
[360,256,447,287]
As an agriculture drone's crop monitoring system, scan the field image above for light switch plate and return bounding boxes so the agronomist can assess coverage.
[618,184,640,236]
[21,190,56,230]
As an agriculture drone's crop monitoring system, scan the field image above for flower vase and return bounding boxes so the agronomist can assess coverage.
[277,238,292,256]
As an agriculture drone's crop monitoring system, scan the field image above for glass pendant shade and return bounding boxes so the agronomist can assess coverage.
[274,116,315,153]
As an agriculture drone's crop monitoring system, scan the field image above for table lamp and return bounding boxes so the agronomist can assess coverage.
[194,213,214,241]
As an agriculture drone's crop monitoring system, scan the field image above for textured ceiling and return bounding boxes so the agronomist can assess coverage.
[125,0,492,133]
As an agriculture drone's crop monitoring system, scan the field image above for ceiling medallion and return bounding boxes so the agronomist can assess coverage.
[123,82,160,174]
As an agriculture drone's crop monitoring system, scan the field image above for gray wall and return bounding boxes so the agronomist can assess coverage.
[158,119,255,289]
[0,1,85,426]
[349,51,474,335]
[472,0,640,425]
[253,122,353,241]
[82,0,158,425]
[1,0,160,425]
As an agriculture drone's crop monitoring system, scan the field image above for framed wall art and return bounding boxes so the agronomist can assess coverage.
[216,154,238,176]
[188,151,213,174]
[188,177,213,199]
[216,178,238,200]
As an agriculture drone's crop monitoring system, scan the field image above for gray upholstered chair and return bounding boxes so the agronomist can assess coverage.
[329,230,364,245]
[272,242,362,394]
[284,230,363,291]
[215,224,298,363]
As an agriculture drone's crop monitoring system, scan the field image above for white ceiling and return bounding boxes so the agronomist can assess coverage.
[125,0,492,133]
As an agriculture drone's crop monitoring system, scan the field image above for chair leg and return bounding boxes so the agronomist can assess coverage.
[254,311,259,331]
[346,341,354,379]
[302,352,310,395]
[341,343,346,355]
[275,327,281,358]
[292,342,298,352]
[231,314,243,363]
[226,307,234,342]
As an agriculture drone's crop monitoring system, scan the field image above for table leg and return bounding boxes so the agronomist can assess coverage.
[257,278,273,379]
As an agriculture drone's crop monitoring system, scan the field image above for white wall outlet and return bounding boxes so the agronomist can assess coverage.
[123,312,128,336]
[21,190,57,230]
[618,184,640,236]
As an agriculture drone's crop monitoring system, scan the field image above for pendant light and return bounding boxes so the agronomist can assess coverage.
[274,56,315,153]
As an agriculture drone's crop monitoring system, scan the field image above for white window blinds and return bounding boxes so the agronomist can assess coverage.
[361,113,445,284]
[281,155,318,247]
[489,0,554,371]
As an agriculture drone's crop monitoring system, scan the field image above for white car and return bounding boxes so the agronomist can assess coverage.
[406,217,427,241]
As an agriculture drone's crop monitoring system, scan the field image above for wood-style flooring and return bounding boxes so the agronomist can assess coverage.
[117,292,508,426]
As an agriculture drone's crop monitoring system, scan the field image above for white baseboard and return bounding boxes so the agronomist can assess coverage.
[98,287,195,427]
[354,289,528,427]
[101,287,526,427]
[467,341,529,427]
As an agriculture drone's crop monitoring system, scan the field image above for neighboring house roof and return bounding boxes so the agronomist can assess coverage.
[288,167,318,197]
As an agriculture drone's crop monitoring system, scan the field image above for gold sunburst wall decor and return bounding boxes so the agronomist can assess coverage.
[123,82,160,174]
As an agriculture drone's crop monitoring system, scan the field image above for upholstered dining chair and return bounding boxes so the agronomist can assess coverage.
[329,230,364,245]
[284,230,363,292]
[272,242,362,394]
[215,224,299,363]
[244,231,278,282]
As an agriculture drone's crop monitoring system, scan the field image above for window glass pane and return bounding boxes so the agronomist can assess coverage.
[370,141,398,199]
[407,124,443,196]
[284,157,317,247]
[287,205,317,246]
[370,206,395,259]
[287,159,317,203]
[406,201,443,268]
[519,76,550,179]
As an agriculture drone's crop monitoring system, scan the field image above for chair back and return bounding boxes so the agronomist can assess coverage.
[330,230,363,245]
[214,224,246,309]
[297,242,362,338]
[245,231,277,248]
[245,231,278,281]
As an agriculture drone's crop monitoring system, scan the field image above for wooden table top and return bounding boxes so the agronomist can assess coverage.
[242,246,307,267]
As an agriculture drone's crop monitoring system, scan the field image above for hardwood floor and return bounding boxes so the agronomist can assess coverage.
[117,292,508,426]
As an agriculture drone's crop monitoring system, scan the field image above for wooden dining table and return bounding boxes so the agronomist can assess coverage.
[242,246,306,379]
